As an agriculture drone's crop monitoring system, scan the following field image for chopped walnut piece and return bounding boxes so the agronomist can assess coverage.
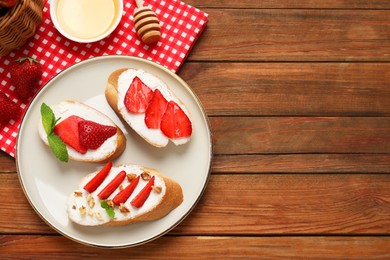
[107,200,115,208]
[74,191,83,197]
[79,205,86,215]
[72,205,76,210]
[141,171,151,181]
[119,184,124,191]
[87,194,95,208]
[95,212,104,221]
[152,185,162,193]
[127,173,137,182]
[119,203,130,214]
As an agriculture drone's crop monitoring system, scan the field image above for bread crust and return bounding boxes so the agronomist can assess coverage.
[68,164,183,226]
[101,127,126,163]
[105,68,127,115]
[38,100,126,163]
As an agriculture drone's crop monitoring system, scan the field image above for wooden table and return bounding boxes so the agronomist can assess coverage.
[1,0,390,258]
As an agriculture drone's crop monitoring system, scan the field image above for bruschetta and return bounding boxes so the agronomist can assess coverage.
[105,68,192,147]
[67,162,183,226]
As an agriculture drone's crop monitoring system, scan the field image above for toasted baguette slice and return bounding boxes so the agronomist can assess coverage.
[67,163,183,226]
[105,68,192,147]
[38,100,126,163]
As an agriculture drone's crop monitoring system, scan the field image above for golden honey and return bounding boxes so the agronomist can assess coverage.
[56,0,118,40]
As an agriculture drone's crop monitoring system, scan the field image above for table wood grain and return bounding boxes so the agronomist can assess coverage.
[1,0,390,258]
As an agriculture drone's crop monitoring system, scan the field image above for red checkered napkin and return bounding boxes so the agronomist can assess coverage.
[0,0,208,157]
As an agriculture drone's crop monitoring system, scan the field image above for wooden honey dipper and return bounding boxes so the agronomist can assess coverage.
[133,0,161,44]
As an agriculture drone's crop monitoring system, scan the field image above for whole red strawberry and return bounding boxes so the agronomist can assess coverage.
[0,92,21,124]
[9,57,42,102]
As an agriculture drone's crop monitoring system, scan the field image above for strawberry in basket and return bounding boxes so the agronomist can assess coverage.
[0,0,17,8]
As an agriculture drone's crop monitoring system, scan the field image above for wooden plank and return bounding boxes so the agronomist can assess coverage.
[0,152,15,173]
[2,153,390,175]
[189,9,390,61]
[0,173,55,234]
[178,173,390,235]
[3,118,390,170]
[1,235,389,259]
[186,0,390,9]
[210,117,390,154]
[178,62,390,116]
[212,154,390,173]
[2,173,389,235]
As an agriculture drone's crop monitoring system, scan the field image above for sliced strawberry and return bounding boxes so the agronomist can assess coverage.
[160,101,192,139]
[131,176,155,208]
[124,76,154,113]
[53,115,87,154]
[78,120,117,150]
[84,161,113,193]
[144,89,168,129]
[98,170,126,200]
[112,175,140,205]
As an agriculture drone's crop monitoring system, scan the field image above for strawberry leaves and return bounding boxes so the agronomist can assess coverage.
[40,103,68,162]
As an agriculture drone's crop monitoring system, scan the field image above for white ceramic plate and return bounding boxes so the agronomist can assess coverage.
[16,56,212,248]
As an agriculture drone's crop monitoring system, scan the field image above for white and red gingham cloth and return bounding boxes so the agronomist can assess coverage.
[0,0,208,157]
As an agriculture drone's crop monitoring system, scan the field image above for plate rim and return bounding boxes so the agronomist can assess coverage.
[15,55,213,248]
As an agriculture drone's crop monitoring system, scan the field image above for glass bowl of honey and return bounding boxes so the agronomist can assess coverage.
[50,0,123,43]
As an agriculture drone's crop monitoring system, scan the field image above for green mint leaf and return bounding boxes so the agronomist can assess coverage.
[106,207,115,219]
[40,103,55,135]
[47,134,68,162]
[54,116,61,125]
[100,200,115,219]
[40,103,68,162]
[100,200,109,208]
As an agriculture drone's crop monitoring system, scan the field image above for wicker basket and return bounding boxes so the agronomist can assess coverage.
[0,0,45,56]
